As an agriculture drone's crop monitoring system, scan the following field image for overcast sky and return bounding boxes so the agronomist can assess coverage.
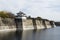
[0,0,60,21]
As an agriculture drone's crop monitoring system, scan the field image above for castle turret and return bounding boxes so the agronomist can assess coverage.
[15,11,27,19]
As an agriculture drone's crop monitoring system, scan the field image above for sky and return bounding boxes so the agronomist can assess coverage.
[0,0,60,21]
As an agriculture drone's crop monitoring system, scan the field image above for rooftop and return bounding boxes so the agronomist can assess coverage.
[16,11,27,17]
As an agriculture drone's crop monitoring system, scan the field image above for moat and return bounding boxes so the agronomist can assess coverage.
[0,26,60,40]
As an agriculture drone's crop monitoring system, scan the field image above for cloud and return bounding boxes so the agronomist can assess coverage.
[0,0,27,13]
[0,0,60,21]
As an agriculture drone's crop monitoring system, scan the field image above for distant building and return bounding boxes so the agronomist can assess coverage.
[15,11,27,19]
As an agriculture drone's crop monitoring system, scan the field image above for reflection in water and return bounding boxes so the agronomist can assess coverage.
[15,30,22,40]
[0,31,16,40]
[0,27,60,40]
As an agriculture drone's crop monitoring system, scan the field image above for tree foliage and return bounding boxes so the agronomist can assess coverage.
[0,11,15,18]
[37,16,42,19]
[28,16,31,18]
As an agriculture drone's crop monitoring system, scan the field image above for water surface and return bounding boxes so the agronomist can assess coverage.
[0,27,60,40]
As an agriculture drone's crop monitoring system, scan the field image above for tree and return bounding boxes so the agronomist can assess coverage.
[28,16,31,18]
[37,16,42,19]
[0,11,8,18]
[7,12,15,18]
[0,11,15,18]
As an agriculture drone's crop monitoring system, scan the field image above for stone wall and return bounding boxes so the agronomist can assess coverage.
[0,17,16,30]
[36,19,45,29]
[45,21,51,28]
[21,18,56,30]
[0,17,56,30]
[22,18,34,30]
[50,21,56,28]
[15,18,23,30]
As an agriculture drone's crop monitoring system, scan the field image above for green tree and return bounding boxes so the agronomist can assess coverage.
[0,11,15,18]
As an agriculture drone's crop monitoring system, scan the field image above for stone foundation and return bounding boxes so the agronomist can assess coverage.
[36,20,45,29]
[22,18,34,30]
[0,17,56,30]
[0,17,16,31]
